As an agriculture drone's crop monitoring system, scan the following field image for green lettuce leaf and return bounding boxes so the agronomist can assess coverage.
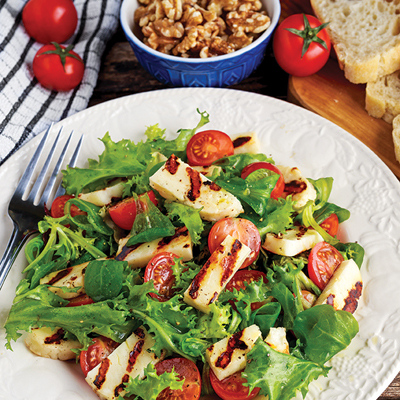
[4,286,134,350]
[122,363,184,400]
[292,304,359,365]
[243,339,330,400]
[126,193,175,247]
[165,202,204,245]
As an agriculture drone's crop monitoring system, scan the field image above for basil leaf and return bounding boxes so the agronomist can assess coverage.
[84,259,127,302]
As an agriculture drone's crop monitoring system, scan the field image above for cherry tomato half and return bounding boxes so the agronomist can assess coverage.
[109,190,158,231]
[22,0,78,44]
[51,194,86,218]
[66,294,95,307]
[308,241,344,290]
[241,162,285,200]
[186,130,234,166]
[80,337,119,377]
[209,369,260,400]
[320,213,339,237]
[155,357,201,400]
[208,218,261,269]
[33,43,84,92]
[226,269,268,311]
[144,252,180,301]
[273,14,331,77]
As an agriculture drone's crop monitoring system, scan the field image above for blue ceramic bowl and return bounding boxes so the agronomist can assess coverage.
[120,0,280,87]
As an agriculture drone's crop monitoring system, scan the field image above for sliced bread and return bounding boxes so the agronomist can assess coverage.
[392,114,400,163]
[310,0,400,84]
[366,71,400,124]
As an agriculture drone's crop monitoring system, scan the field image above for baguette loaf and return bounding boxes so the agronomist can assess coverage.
[392,115,400,163]
[310,0,400,84]
[365,71,400,124]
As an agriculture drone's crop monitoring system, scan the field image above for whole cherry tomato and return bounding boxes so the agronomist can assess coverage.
[241,162,285,200]
[80,337,119,377]
[186,130,234,166]
[144,252,180,301]
[33,43,84,92]
[155,358,201,400]
[273,14,331,76]
[209,369,260,400]
[308,241,344,290]
[22,0,78,44]
[208,218,261,269]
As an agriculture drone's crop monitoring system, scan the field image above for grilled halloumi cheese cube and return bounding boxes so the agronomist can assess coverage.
[262,227,323,257]
[314,259,362,314]
[264,327,289,354]
[184,235,251,314]
[25,327,81,361]
[78,182,125,207]
[206,324,261,381]
[116,226,192,268]
[149,155,243,222]
[278,165,317,210]
[40,261,90,299]
[86,327,161,400]
[230,132,261,154]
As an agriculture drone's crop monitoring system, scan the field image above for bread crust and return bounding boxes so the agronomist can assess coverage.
[310,0,400,84]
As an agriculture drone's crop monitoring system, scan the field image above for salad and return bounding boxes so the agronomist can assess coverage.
[4,110,364,400]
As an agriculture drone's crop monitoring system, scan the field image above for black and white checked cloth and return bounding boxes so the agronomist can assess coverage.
[0,0,121,165]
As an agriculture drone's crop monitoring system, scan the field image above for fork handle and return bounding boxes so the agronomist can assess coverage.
[0,225,31,291]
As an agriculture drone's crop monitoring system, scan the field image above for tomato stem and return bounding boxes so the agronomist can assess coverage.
[39,42,83,71]
[285,14,330,58]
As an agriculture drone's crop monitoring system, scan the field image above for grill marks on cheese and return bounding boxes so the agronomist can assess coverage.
[149,155,243,222]
[215,330,248,369]
[184,235,251,314]
[86,327,160,400]
[116,226,193,268]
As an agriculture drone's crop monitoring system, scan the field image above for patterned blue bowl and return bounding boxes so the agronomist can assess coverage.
[120,0,281,87]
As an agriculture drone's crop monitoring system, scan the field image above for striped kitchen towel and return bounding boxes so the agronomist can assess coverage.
[0,0,121,165]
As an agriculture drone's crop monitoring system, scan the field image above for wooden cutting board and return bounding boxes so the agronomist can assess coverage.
[280,0,399,179]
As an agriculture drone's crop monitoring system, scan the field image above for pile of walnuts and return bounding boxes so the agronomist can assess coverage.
[134,0,271,57]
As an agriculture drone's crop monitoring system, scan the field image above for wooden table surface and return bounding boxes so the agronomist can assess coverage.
[87,2,400,399]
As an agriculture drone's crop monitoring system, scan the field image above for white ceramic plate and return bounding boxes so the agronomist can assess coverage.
[0,88,399,400]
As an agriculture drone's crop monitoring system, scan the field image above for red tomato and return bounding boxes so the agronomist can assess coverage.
[80,337,119,377]
[33,43,84,92]
[109,191,158,231]
[320,213,339,237]
[144,252,180,301]
[273,14,331,76]
[186,130,234,166]
[226,270,268,311]
[66,294,95,307]
[241,162,285,200]
[155,358,201,400]
[208,218,261,269]
[22,0,78,44]
[51,194,86,218]
[109,197,137,231]
[308,242,344,290]
[209,369,260,400]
